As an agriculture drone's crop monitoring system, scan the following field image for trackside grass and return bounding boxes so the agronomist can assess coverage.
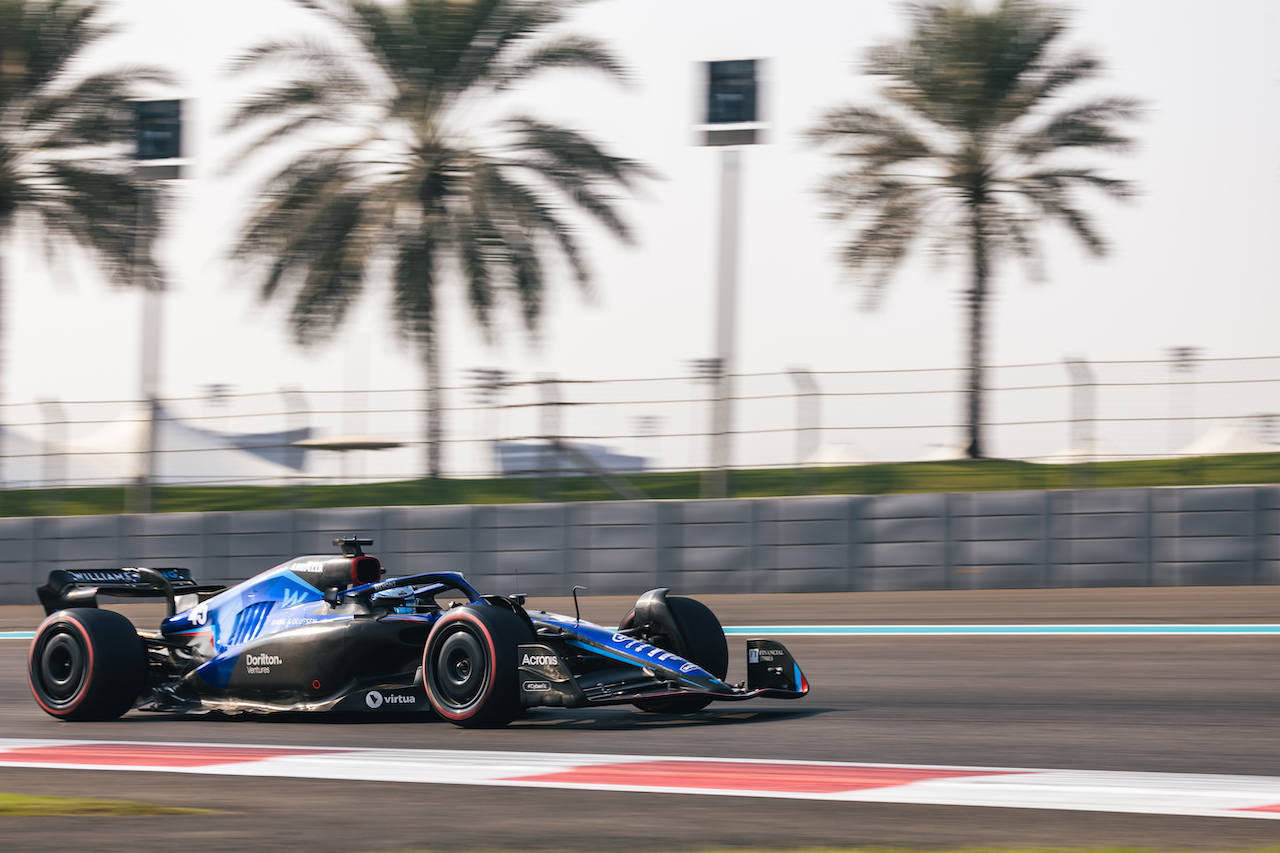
[0,792,212,816]
[4,453,1280,517]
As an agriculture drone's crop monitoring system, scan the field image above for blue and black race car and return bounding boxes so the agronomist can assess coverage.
[28,537,808,727]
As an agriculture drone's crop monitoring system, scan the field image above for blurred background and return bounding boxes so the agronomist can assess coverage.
[4,355,1279,494]
[1,0,1278,506]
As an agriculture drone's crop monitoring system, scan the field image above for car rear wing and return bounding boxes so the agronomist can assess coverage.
[37,567,225,617]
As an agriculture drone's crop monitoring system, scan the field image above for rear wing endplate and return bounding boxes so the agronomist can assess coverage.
[37,567,225,617]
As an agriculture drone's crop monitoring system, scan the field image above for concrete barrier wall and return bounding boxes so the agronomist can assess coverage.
[3,485,1279,605]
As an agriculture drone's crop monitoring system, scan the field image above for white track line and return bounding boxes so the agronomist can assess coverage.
[0,739,1276,820]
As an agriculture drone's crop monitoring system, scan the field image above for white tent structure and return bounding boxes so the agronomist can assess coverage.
[1033,440,1127,465]
[917,443,969,462]
[803,444,873,466]
[1,427,121,489]
[495,440,646,476]
[1175,424,1280,457]
[29,406,301,487]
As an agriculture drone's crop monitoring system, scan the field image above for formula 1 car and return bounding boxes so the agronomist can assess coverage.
[28,537,808,727]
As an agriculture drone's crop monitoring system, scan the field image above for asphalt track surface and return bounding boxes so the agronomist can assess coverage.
[2,587,1280,852]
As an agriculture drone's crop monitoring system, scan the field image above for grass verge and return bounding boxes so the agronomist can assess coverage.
[3,453,1280,516]
[0,792,212,816]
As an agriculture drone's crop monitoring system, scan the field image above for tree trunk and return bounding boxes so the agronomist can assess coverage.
[965,206,989,459]
[422,331,442,479]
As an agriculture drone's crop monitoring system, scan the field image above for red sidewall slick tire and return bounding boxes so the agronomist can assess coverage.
[28,609,147,721]
[423,605,533,728]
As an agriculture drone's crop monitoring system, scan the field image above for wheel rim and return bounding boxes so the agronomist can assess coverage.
[37,629,86,706]
[434,627,488,709]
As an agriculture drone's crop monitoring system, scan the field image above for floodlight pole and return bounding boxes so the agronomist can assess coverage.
[40,398,66,516]
[128,99,184,514]
[700,57,764,498]
[787,367,820,494]
[538,374,561,502]
[1064,356,1095,461]
[1167,346,1200,455]
[127,188,163,515]
[468,367,506,477]
[282,388,309,509]
[690,358,722,497]
[787,367,820,465]
[708,148,742,499]
[141,272,162,509]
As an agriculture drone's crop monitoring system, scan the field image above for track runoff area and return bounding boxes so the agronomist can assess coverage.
[6,621,1280,821]
[0,739,1277,821]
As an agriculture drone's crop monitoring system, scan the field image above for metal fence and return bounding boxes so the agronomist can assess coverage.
[3,486,1277,606]
[3,355,1279,488]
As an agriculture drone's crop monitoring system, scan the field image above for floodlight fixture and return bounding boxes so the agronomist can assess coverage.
[698,59,767,146]
[131,99,186,180]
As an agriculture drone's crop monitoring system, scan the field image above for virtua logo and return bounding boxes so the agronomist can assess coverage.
[366,690,416,708]
[280,588,311,609]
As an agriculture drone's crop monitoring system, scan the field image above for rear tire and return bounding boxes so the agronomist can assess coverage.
[424,604,533,728]
[621,595,728,713]
[28,609,146,721]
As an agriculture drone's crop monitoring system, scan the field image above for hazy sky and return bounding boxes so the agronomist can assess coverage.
[6,0,1279,469]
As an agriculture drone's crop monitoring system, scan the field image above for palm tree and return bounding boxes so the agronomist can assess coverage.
[229,0,648,479]
[0,0,165,486]
[810,0,1140,458]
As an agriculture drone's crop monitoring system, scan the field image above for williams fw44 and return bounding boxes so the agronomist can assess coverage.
[28,538,808,727]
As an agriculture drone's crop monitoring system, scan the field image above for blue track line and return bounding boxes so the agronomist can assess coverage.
[4,625,1280,640]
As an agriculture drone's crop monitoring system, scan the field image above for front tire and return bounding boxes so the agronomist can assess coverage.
[423,604,533,728]
[621,595,728,714]
[28,609,147,721]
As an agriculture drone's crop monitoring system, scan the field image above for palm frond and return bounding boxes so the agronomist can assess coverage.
[3,0,118,101]
[22,65,169,130]
[28,161,163,287]
[1013,166,1135,201]
[839,187,932,308]
[871,0,1067,132]
[479,161,592,293]
[232,0,646,354]
[809,105,936,172]
[506,116,651,187]
[494,34,629,89]
[814,0,1140,284]
[235,152,396,342]
[811,0,1140,460]
[1014,96,1144,158]
[445,0,568,93]
[0,1,171,292]
[452,193,497,332]
[228,37,348,73]
[1015,51,1099,106]
[1014,171,1113,255]
[286,188,381,342]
